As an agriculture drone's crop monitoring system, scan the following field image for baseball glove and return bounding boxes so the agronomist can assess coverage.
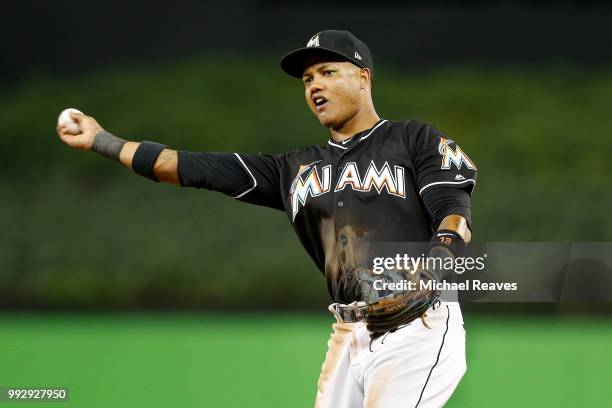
[335,228,440,339]
[356,267,441,339]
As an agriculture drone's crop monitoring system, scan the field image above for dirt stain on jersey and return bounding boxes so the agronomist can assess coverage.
[320,217,340,298]
[321,218,375,302]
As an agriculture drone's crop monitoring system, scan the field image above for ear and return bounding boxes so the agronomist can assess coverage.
[359,68,372,89]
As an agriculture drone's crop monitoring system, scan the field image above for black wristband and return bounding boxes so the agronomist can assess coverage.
[132,141,167,182]
[91,130,126,161]
[427,229,466,258]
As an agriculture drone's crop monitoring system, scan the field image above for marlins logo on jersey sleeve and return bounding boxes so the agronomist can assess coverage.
[438,138,476,170]
[413,124,478,196]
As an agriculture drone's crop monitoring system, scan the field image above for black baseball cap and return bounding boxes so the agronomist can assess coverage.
[280,30,374,78]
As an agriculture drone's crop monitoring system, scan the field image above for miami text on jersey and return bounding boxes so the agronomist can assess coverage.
[438,138,476,170]
[290,161,406,220]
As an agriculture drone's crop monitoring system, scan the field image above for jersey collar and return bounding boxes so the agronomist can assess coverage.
[327,119,388,150]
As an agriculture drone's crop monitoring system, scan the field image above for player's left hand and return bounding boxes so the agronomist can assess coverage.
[361,267,440,339]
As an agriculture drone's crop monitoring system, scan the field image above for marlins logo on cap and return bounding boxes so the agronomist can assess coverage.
[306,34,320,48]
[280,30,374,78]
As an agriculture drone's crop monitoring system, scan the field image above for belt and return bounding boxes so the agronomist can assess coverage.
[328,301,369,323]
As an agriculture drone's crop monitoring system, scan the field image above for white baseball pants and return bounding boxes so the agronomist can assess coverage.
[314,302,466,408]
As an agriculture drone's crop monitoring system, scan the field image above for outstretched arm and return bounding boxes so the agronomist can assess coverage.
[121,143,180,185]
[56,111,180,184]
[56,110,283,210]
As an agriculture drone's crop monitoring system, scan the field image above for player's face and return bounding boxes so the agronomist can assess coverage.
[302,59,363,129]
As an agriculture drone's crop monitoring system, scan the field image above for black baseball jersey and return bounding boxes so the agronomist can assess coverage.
[179,119,477,303]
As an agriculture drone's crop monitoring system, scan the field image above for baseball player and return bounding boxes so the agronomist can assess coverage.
[57,30,477,407]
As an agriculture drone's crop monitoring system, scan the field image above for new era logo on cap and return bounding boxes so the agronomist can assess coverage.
[354,51,362,60]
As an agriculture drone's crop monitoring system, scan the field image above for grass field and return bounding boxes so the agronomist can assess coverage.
[0,312,610,407]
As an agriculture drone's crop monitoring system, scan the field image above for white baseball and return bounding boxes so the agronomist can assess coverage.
[57,108,83,134]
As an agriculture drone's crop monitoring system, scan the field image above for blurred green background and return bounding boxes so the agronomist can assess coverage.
[3,2,612,406]
[2,58,611,308]
[2,55,611,407]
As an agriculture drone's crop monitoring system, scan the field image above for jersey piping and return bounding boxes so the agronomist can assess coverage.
[232,153,258,198]
[418,179,476,196]
[326,119,388,149]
